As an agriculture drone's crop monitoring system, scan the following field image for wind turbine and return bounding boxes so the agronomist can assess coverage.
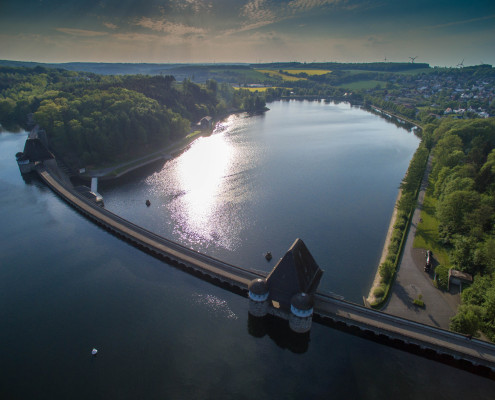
[457,59,464,68]
[409,56,418,63]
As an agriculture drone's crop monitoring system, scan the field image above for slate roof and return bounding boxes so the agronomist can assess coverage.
[23,138,54,162]
[266,238,323,310]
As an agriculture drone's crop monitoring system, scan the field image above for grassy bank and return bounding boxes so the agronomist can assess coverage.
[413,191,450,266]
[370,144,430,308]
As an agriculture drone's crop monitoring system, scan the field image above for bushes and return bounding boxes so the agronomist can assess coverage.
[450,304,482,337]
[413,294,425,307]
[454,274,495,340]
[372,145,430,308]
[373,285,385,298]
[434,264,449,290]
[379,260,395,283]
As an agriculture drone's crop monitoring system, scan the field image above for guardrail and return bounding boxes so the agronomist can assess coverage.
[314,292,495,375]
[36,163,495,378]
[36,164,265,291]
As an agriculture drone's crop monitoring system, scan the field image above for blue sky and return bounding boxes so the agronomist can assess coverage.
[1,0,494,66]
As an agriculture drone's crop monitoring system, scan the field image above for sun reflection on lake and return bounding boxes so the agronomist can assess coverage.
[174,132,233,237]
[144,113,259,251]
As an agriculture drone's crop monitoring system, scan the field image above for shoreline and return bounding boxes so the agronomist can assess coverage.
[88,137,198,181]
[365,189,402,305]
[81,109,250,181]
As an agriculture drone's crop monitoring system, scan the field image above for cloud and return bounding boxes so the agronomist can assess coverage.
[171,0,213,14]
[110,32,163,43]
[235,0,351,35]
[421,14,495,30]
[288,0,345,11]
[241,0,277,21]
[56,28,108,37]
[135,17,206,36]
[103,22,118,30]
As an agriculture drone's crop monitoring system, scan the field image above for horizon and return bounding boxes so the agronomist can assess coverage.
[1,1,494,67]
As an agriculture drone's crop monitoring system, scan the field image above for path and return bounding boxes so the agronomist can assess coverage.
[86,131,204,179]
[36,161,495,374]
[382,154,460,329]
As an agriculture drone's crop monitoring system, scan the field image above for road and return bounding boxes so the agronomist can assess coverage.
[37,162,495,373]
[383,155,460,329]
[37,165,264,290]
[315,293,495,371]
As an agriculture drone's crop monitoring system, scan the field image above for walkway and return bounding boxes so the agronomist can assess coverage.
[315,293,495,373]
[36,162,495,375]
[37,164,264,290]
[383,155,460,329]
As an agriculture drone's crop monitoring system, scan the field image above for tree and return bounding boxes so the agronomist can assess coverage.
[436,190,480,237]
[450,304,482,336]
[451,235,478,274]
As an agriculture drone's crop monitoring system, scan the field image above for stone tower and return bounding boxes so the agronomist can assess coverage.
[248,278,269,317]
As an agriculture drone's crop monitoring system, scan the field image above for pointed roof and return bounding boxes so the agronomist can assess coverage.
[266,238,323,310]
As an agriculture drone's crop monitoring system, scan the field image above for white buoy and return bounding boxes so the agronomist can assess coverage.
[91,348,98,356]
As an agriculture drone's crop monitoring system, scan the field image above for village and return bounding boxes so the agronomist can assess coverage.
[378,68,494,119]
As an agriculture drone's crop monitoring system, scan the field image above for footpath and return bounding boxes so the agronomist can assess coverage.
[84,132,204,180]
[382,155,460,329]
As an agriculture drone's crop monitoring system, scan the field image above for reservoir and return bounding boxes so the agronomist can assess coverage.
[1,100,494,399]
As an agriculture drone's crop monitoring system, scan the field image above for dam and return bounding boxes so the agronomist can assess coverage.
[32,161,495,379]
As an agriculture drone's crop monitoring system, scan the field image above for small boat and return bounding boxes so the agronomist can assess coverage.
[265,252,272,261]
[91,348,98,356]
[146,199,151,207]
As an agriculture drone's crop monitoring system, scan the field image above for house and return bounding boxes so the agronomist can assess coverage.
[448,269,473,291]
[198,116,213,130]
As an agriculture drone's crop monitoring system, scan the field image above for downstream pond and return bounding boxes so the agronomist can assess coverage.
[1,100,494,399]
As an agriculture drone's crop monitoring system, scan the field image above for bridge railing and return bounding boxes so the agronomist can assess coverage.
[314,292,495,354]
[36,164,266,282]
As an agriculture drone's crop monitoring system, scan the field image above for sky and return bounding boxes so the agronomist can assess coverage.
[1,0,494,66]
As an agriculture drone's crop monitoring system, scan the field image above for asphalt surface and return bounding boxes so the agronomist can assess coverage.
[382,155,460,330]
[39,163,495,370]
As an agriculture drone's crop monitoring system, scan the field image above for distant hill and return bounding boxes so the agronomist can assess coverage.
[0,60,188,75]
[0,59,431,77]
[250,61,431,72]
[0,60,253,77]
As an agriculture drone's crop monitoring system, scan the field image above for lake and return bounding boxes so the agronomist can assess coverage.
[1,100,494,399]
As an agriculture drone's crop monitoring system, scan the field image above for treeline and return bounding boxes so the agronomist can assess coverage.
[426,118,495,339]
[363,96,417,120]
[251,62,430,72]
[0,66,266,169]
[372,142,430,305]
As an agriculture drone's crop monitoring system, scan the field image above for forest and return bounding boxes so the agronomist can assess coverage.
[0,66,266,169]
[423,118,495,340]
[1,62,495,340]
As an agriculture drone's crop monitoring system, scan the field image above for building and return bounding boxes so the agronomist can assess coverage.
[448,269,473,291]
[198,116,213,130]
[248,238,324,333]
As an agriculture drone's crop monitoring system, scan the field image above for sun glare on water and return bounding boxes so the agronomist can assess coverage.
[175,133,233,234]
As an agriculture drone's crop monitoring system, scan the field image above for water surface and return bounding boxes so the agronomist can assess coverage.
[103,100,419,301]
[1,102,494,399]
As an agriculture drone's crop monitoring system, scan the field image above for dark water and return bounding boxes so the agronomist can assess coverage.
[102,100,419,301]
[1,101,494,399]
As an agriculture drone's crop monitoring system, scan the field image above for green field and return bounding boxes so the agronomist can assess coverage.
[234,86,282,92]
[413,192,450,266]
[337,80,386,90]
[210,68,267,81]
[255,69,306,81]
[282,69,331,75]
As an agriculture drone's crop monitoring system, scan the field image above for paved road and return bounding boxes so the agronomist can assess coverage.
[383,155,460,329]
[37,163,495,372]
[315,294,495,370]
[37,165,264,289]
